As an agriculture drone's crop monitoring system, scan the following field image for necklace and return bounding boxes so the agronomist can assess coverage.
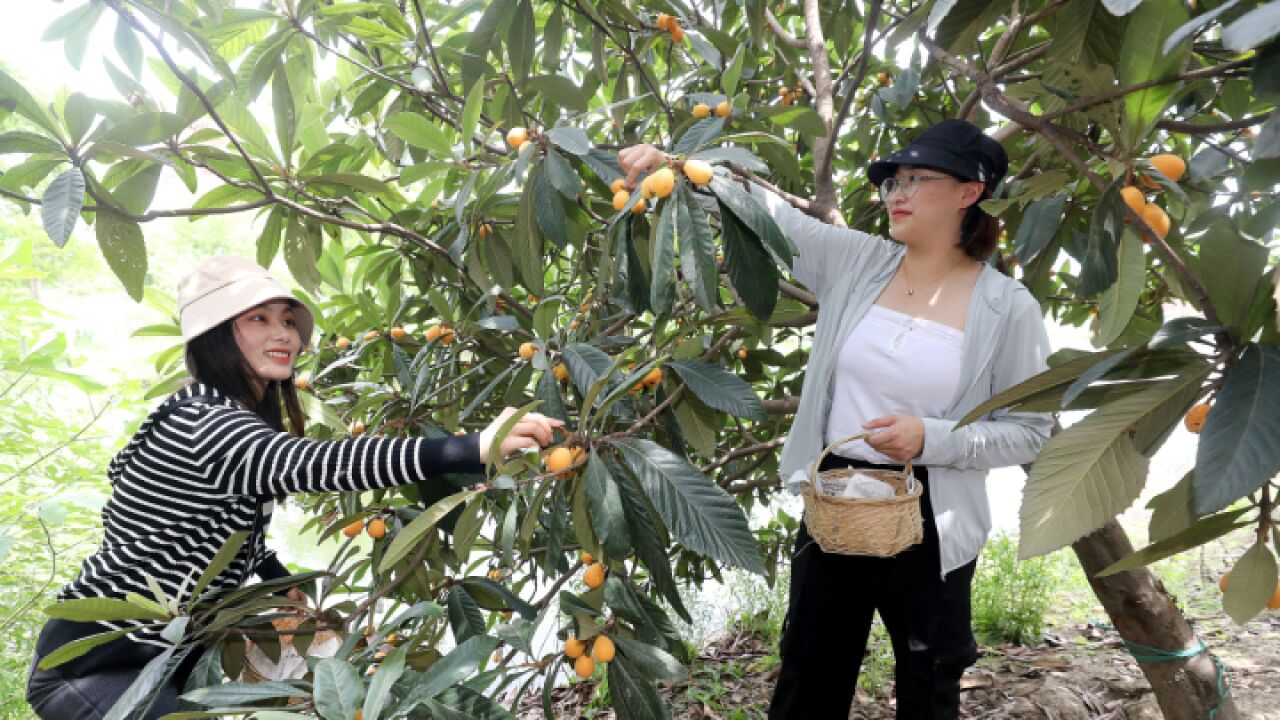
[901,255,967,297]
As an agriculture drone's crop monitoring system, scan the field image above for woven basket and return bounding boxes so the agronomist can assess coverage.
[800,432,924,557]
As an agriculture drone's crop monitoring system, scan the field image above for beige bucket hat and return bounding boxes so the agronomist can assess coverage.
[177,256,315,345]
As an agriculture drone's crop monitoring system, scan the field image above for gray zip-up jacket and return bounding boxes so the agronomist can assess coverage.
[730,182,1054,579]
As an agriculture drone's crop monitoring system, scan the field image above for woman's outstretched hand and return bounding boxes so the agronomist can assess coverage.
[618,144,668,189]
[478,407,564,461]
[862,414,926,463]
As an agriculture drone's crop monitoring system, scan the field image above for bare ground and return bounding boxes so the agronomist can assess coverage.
[517,611,1280,719]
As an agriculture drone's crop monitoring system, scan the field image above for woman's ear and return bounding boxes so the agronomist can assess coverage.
[960,181,985,209]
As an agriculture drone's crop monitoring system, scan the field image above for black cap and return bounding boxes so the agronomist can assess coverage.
[867,119,1009,195]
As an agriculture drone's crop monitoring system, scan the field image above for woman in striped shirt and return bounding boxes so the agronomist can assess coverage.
[26,255,561,719]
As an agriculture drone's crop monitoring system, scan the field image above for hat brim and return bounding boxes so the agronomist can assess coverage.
[867,145,984,188]
[181,279,315,346]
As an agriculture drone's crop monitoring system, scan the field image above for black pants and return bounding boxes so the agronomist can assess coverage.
[769,458,979,720]
[26,620,204,720]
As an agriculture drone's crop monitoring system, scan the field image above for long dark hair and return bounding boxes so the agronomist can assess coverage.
[959,201,1002,261]
[184,312,307,438]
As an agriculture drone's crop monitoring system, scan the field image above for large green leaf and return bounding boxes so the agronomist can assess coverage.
[1193,344,1280,514]
[650,198,676,314]
[103,647,179,720]
[708,176,796,266]
[384,112,453,156]
[445,585,486,643]
[534,162,567,247]
[508,0,535,81]
[1224,542,1279,624]
[607,654,669,720]
[37,627,135,670]
[666,360,763,419]
[1116,0,1190,149]
[612,636,688,681]
[362,645,406,720]
[956,348,1129,426]
[403,635,498,704]
[0,68,60,137]
[676,185,718,312]
[719,201,777,321]
[312,658,364,720]
[1146,471,1195,543]
[612,438,764,574]
[1019,371,1209,559]
[526,75,589,112]
[585,450,632,558]
[1095,230,1145,347]
[513,169,545,293]
[1195,225,1269,334]
[182,681,308,706]
[1079,179,1123,297]
[1097,506,1250,577]
[44,596,170,622]
[192,532,249,604]
[41,166,85,248]
[96,214,148,302]
[1012,194,1067,265]
[380,488,481,571]
[612,464,689,621]
[98,112,189,147]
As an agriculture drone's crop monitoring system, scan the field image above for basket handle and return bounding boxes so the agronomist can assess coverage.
[810,432,914,492]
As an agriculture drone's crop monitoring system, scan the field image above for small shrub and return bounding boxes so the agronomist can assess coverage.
[970,532,1060,645]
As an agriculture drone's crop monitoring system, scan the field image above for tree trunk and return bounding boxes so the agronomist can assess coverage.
[1072,520,1238,719]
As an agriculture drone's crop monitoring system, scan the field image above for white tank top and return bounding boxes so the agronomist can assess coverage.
[825,304,964,464]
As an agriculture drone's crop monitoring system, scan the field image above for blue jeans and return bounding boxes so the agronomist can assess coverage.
[25,621,203,720]
[768,458,980,719]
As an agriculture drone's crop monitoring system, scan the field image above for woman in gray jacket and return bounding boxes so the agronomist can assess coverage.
[620,119,1052,719]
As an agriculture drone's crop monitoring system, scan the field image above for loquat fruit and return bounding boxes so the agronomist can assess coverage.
[389,327,407,340]
[553,363,570,381]
[692,103,711,119]
[564,635,586,659]
[519,342,538,360]
[1184,403,1210,433]
[1140,203,1171,240]
[715,100,731,118]
[545,447,575,475]
[294,377,310,391]
[610,178,626,194]
[683,159,714,185]
[581,551,595,565]
[1149,154,1186,183]
[583,562,605,589]
[613,189,630,212]
[425,325,443,342]
[648,168,676,198]
[670,24,685,42]
[574,654,595,678]
[592,635,615,663]
[643,367,663,387]
[1120,186,1146,216]
[342,519,364,538]
[351,421,365,436]
[631,198,648,213]
[336,336,351,350]
[366,518,387,539]
[506,127,528,148]
[363,330,379,342]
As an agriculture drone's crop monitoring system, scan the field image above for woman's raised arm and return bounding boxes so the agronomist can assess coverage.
[618,144,897,299]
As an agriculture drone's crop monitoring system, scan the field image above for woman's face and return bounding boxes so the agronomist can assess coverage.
[233,300,302,391]
[883,164,983,246]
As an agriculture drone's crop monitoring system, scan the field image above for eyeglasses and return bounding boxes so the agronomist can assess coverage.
[877,172,956,203]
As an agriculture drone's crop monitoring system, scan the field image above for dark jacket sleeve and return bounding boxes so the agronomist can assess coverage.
[159,406,485,496]
[256,549,292,581]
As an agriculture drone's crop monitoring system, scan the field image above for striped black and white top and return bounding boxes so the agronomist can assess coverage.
[54,381,483,648]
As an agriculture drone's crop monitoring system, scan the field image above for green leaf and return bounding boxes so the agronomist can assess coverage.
[95,214,148,302]
[37,628,135,670]
[1146,471,1195,544]
[304,172,393,197]
[103,647,179,720]
[1221,2,1280,51]
[526,75,589,113]
[1193,344,1280,515]
[513,170,545,293]
[41,167,85,248]
[612,635,688,681]
[283,218,322,293]
[650,198,676,314]
[585,450,632,558]
[459,80,485,150]
[543,148,580,199]
[532,165,568,248]
[272,69,296,161]
[672,394,718,458]
[546,126,591,156]
[719,201,777,321]
[114,163,162,216]
[362,644,406,720]
[1012,194,1066,265]
[257,207,284,270]
[543,4,565,71]
[1117,0,1190,148]
[956,348,1130,426]
[446,585,486,643]
[0,68,60,137]
[1097,506,1249,577]
[709,176,796,265]
[1095,230,1145,347]
[114,15,145,79]
[758,105,828,139]
[312,658,364,720]
[667,360,763,419]
[607,654,669,720]
[1019,370,1209,559]
[676,185,718,312]
[182,681,307,706]
[1196,225,1268,334]
[508,0,535,81]
[64,93,96,146]
[1224,541,1279,624]
[613,438,764,574]
[0,130,64,155]
[385,112,453,156]
[722,45,745,97]
[406,635,499,703]
[99,112,188,147]
[380,488,481,572]
[1079,179,1123,296]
